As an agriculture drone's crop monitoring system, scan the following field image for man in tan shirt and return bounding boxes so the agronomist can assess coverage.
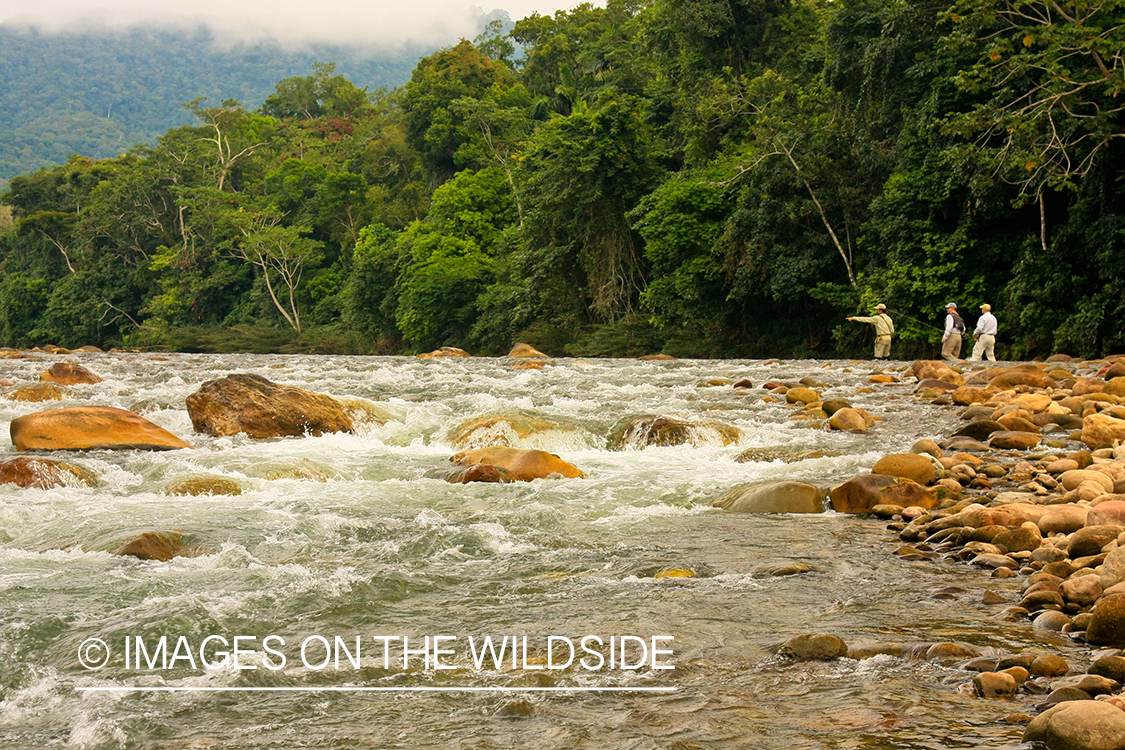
[847,303,895,360]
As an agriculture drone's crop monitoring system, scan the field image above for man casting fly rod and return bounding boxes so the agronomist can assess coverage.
[847,303,895,360]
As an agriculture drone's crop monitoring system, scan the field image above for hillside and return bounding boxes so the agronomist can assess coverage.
[0,25,433,187]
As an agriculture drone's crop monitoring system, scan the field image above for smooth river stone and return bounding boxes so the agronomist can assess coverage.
[712,481,824,514]
[10,406,191,451]
[186,373,354,438]
[1024,700,1125,750]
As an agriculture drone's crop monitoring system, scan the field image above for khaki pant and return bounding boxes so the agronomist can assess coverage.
[942,334,962,361]
[970,334,996,362]
[874,336,891,359]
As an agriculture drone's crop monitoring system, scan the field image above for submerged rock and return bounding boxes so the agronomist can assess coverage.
[450,446,584,481]
[10,406,191,451]
[164,476,244,496]
[113,532,194,562]
[185,373,354,438]
[3,382,70,402]
[607,414,740,450]
[711,481,825,514]
[778,634,848,660]
[450,411,587,450]
[39,362,102,385]
[0,456,97,488]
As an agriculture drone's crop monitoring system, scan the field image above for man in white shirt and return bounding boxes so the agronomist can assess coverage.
[941,302,965,361]
[969,303,998,362]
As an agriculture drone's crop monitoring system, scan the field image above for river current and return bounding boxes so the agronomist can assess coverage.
[0,354,1060,749]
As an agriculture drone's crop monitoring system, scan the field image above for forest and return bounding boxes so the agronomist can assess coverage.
[1,0,1122,360]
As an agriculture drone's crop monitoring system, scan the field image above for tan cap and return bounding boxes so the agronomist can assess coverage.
[875,303,886,310]
[980,303,991,312]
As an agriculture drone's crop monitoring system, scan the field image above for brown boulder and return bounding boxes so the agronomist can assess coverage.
[1089,501,1125,527]
[113,532,193,562]
[952,419,1004,441]
[829,474,940,514]
[988,431,1041,450]
[639,353,677,361]
[952,386,994,405]
[712,481,825,514]
[914,378,960,393]
[417,346,471,359]
[447,464,505,483]
[1082,413,1125,448]
[987,371,1058,390]
[3,382,70,402]
[1069,524,1124,557]
[450,446,584,481]
[1024,700,1125,750]
[785,387,820,404]
[10,406,191,451]
[508,343,549,358]
[1106,378,1125,397]
[828,407,868,433]
[1075,378,1107,396]
[0,456,97,488]
[872,453,936,485]
[997,415,1039,433]
[39,362,102,385]
[185,374,353,438]
[1087,594,1125,646]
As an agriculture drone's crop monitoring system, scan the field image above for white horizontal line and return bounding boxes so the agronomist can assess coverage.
[76,686,677,693]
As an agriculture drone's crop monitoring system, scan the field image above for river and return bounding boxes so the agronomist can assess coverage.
[0,354,1059,748]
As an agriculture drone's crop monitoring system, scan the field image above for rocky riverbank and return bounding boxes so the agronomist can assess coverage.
[775,356,1125,749]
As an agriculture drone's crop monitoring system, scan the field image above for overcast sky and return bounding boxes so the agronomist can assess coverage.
[0,0,592,48]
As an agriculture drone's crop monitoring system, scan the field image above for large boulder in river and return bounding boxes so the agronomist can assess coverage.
[450,446,584,481]
[828,407,873,433]
[10,406,191,451]
[712,481,825,514]
[417,346,471,359]
[910,360,964,385]
[1023,700,1125,750]
[185,374,354,438]
[0,456,97,488]
[607,415,740,450]
[39,362,102,385]
[1087,594,1125,647]
[872,453,936,485]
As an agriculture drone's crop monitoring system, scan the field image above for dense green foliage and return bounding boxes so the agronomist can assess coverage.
[2,0,1123,358]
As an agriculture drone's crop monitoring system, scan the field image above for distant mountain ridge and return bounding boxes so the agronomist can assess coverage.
[0,24,440,187]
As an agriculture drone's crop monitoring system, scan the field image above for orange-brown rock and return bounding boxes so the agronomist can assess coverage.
[1106,378,1125,398]
[639,353,677,361]
[185,373,353,438]
[1082,413,1125,448]
[113,532,193,562]
[3,382,70,402]
[989,431,1041,450]
[872,453,936,485]
[447,464,505,483]
[910,360,965,385]
[952,386,994,406]
[450,446,584,481]
[508,343,549,358]
[997,415,1040,433]
[987,371,1058,390]
[39,362,102,385]
[10,406,191,451]
[830,474,940,514]
[1074,378,1107,396]
[828,407,871,433]
[417,346,471,359]
[0,456,97,488]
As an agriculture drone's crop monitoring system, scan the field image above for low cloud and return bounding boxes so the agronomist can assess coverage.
[0,0,584,49]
